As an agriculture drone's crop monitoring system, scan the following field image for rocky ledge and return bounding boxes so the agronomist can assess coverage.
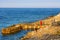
[21,13,60,40]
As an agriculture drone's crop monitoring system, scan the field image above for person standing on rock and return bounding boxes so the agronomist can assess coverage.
[40,20,43,28]
[35,20,43,32]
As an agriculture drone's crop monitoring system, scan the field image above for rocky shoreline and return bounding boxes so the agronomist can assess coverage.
[21,34,60,40]
[20,13,60,40]
[1,13,60,40]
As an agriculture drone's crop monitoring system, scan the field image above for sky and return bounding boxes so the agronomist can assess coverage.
[0,0,60,8]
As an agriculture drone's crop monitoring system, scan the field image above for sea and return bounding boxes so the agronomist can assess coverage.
[0,8,60,40]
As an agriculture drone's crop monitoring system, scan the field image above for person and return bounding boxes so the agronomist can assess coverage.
[35,28,38,32]
[40,20,43,28]
[40,20,43,26]
[35,20,43,32]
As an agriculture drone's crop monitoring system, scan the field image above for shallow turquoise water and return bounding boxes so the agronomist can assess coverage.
[0,8,60,40]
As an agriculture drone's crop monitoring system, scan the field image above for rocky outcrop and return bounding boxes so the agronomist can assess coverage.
[1,13,60,37]
[21,34,60,40]
[2,24,21,35]
[20,13,60,40]
[1,21,41,35]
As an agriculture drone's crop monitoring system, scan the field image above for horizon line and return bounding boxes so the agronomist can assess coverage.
[0,7,60,8]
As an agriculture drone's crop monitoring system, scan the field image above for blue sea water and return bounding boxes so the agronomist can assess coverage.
[0,8,60,40]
